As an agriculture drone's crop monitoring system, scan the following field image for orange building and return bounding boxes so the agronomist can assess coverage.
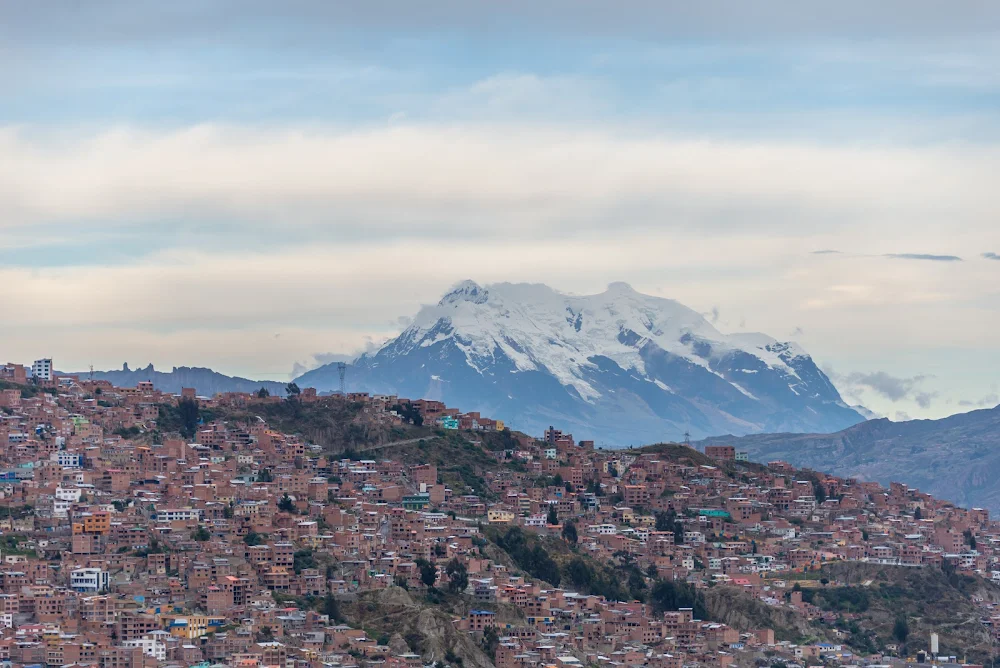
[72,511,111,536]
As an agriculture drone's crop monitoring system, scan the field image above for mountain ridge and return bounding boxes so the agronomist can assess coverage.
[296,280,864,442]
[697,403,1000,511]
[73,363,287,398]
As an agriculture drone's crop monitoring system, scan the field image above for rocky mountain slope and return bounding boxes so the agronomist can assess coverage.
[698,404,1000,511]
[296,281,863,442]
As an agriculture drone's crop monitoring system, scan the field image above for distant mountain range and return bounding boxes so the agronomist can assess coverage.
[698,404,1000,512]
[295,280,864,443]
[75,363,287,398]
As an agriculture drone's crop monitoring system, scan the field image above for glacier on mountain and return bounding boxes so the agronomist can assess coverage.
[296,281,865,443]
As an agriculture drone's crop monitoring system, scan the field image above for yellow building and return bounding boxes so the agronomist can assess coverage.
[487,510,515,525]
[160,614,226,639]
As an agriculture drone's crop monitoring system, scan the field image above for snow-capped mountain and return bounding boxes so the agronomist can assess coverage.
[296,281,865,443]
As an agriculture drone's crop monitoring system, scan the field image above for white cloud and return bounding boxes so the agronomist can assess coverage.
[1,124,998,241]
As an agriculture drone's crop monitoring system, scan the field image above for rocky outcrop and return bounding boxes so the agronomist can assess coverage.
[703,587,810,642]
[349,586,496,668]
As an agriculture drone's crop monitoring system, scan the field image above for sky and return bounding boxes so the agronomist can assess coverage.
[2,0,999,421]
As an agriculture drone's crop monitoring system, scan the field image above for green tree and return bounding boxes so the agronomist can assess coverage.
[812,477,827,504]
[285,382,301,398]
[481,626,499,658]
[193,526,211,541]
[547,504,558,526]
[244,531,262,546]
[257,387,270,399]
[964,528,977,550]
[416,558,438,587]
[561,520,578,544]
[672,520,684,545]
[566,558,593,588]
[293,549,317,574]
[278,493,296,513]
[649,580,707,619]
[627,568,647,602]
[393,402,424,426]
[913,506,922,520]
[655,510,676,532]
[177,397,199,439]
[321,594,342,621]
[445,558,468,593]
[893,615,910,644]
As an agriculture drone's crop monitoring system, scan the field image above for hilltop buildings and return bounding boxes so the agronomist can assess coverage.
[0,361,993,667]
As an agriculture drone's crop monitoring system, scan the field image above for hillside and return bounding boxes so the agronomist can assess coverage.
[211,400,525,500]
[792,562,1000,662]
[78,363,287,397]
[698,404,1000,511]
[340,587,496,668]
[216,398,401,452]
[296,281,863,443]
[0,379,56,399]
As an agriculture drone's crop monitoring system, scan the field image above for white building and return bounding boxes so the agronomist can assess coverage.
[31,358,52,381]
[52,452,83,468]
[53,499,73,518]
[152,508,202,522]
[53,486,83,518]
[586,523,618,535]
[125,631,171,661]
[70,567,110,592]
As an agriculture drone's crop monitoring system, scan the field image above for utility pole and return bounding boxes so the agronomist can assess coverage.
[337,362,347,395]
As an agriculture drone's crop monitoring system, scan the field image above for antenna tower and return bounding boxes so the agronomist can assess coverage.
[683,430,691,446]
[337,362,347,395]
[89,364,94,381]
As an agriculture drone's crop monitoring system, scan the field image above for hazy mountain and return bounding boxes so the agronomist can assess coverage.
[296,280,864,443]
[78,363,287,398]
[698,404,1000,512]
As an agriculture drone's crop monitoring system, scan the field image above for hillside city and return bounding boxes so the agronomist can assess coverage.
[0,359,998,668]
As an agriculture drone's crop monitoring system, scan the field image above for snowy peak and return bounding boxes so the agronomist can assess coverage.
[438,279,489,305]
[386,280,818,405]
[298,280,865,442]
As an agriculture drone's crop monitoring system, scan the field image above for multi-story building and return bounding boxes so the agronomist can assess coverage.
[70,567,110,592]
[31,358,53,381]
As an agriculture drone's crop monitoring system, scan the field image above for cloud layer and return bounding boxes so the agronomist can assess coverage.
[2,125,998,237]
